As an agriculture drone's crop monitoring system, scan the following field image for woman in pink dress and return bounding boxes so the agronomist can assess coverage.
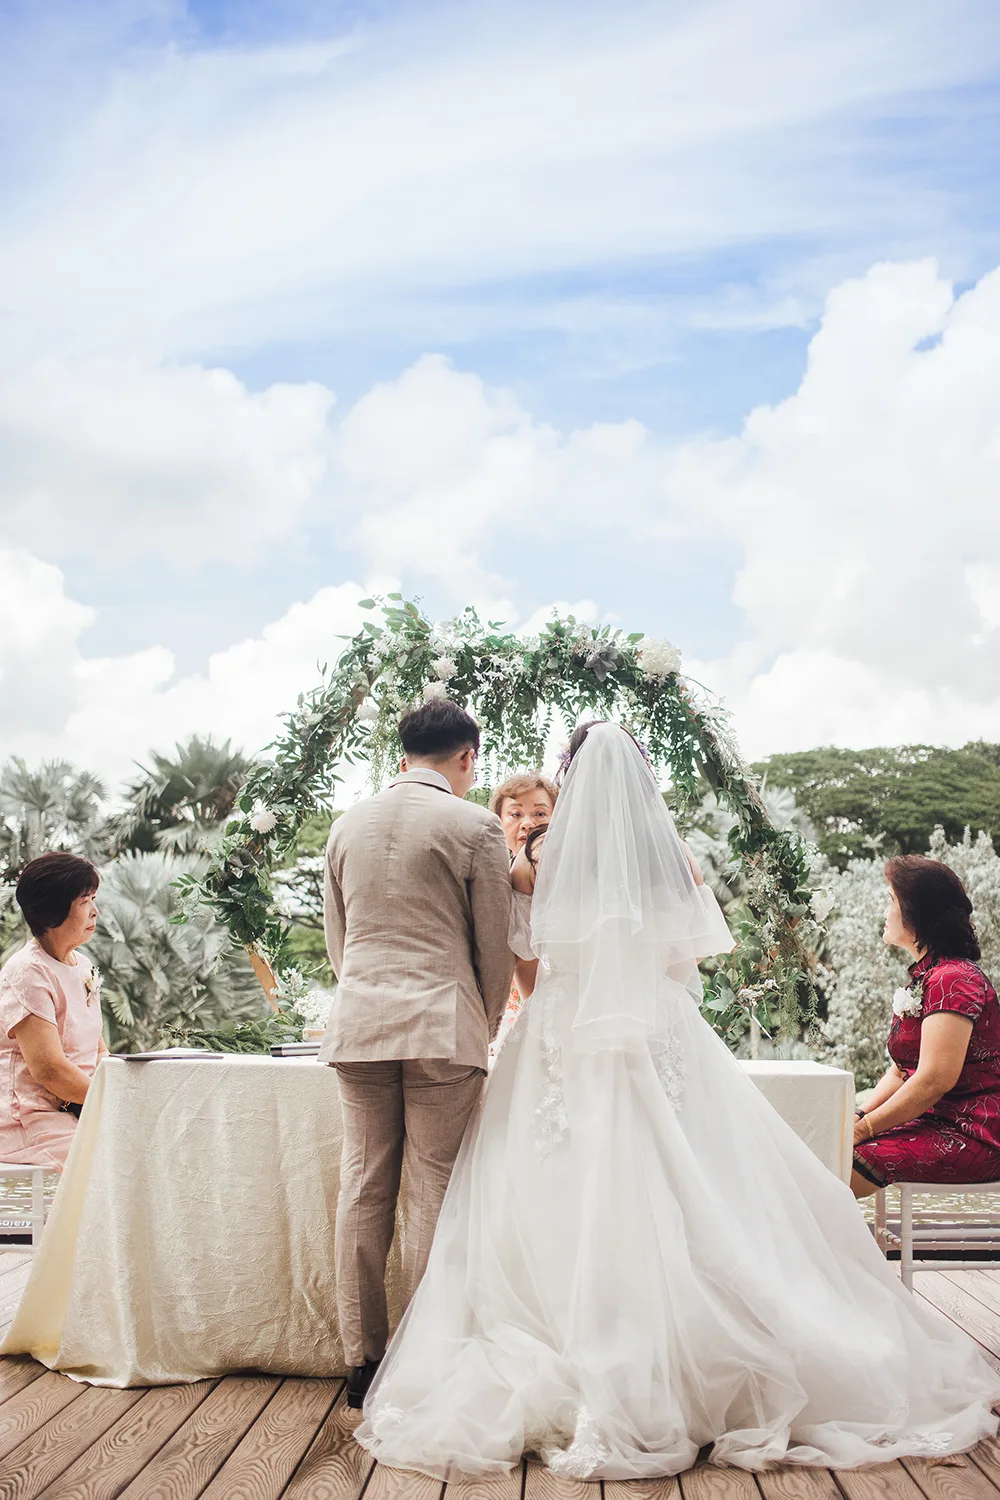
[0,852,106,1170]
[853,855,1000,1195]
[488,774,558,1065]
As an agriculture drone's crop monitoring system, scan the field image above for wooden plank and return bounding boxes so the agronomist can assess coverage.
[605,1479,680,1498]
[0,1255,32,1286]
[836,1462,931,1499]
[678,1469,761,1499]
[0,1275,30,1323]
[0,1384,144,1500]
[915,1276,1000,1359]
[115,1374,281,1500]
[757,1469,841,1498]
[0,1358,46,1407]
[941,1271,1000,1321]
[198,1377,340,1499]
[282,1387,374,1500]
[365,1461,444,1499]
[444,1465,526,1499]
[967,1433,1000,1494]
[901,1451,999,1499]
[32,1381,217,1500]
[522,1461,590,1499]
[0,1372,84,1464]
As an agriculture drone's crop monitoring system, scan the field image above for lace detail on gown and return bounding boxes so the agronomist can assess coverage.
[537,1408,611,1479]
[651,1040,686,1106]
[367,1398,406,1438]
[533,977,568,1158]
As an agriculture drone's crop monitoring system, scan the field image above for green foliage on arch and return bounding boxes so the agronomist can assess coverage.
[190,596,822,1042]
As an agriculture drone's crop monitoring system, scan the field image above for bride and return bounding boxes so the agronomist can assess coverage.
[356,722,1000,1479]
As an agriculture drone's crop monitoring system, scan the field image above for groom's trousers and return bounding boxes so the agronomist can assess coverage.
[334,1058,485,1365]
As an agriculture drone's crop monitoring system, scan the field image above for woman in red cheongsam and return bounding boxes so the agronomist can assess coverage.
[852,854,1000,1197]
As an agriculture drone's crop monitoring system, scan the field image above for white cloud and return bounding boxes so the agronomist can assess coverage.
[0,553,372,789]
[331,353,658,597]
[0,357,333,561]
[0,543,603,794]
[671,258,1000,754]
[2,1,999,360]
[6,254,1000,770]
[324,258,1000,757]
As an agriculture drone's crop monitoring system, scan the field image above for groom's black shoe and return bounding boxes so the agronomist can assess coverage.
[346,1358,381,1409]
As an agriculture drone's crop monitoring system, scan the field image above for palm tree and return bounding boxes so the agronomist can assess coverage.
[0,758,108,878]
[89,850,266,1052]
[109,737,251,855]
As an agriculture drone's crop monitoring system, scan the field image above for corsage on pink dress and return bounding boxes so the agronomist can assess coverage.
[0,940,103,1169]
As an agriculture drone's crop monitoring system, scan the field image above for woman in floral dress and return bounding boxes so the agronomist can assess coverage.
[488,773,557,1066]
[853,854,1000,1194]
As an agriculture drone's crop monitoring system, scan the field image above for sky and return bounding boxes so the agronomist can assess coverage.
[2,0,1000,793]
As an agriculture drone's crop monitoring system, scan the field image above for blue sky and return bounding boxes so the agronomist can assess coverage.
[2,1,1000,784]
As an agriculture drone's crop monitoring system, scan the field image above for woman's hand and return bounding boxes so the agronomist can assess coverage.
[856,1013,973,1142]
[12,1014,92,1105]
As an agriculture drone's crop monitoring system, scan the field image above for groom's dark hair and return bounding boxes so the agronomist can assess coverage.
[399,699,480,761]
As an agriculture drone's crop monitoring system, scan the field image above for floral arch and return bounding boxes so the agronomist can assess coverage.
[197,597,819,1042]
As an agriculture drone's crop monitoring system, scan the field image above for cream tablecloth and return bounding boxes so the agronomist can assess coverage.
[739,1059,855,1183]
[2,1054,854,1387]
[1,1055,404,1386]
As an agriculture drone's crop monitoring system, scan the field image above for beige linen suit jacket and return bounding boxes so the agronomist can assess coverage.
[319,770,515,1069]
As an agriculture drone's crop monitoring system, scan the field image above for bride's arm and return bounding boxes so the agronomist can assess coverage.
[514,957,539,998]
[509,832,544,992]
[510,848,535,894]
[681,839,705,887]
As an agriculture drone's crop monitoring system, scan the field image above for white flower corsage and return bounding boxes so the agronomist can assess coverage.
[84,967,103,1006]
[891,985,922,1019]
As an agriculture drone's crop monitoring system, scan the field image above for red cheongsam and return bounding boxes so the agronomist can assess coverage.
[854,953,1000,1187]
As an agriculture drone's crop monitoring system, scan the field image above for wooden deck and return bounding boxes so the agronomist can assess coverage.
[4,1257,1000,1499]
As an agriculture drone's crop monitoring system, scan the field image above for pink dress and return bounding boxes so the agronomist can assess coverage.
[0,940,103,1169]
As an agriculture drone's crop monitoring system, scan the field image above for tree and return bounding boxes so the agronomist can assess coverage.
[110,737,251,855]
[90,851,266,1052]
[754,744,1000,868]
[0,758,108,878]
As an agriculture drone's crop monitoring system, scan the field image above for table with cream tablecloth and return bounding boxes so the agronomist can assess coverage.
[739,1059,856,1183]
[1,1054,405,1386]
[2,1053,855,1388]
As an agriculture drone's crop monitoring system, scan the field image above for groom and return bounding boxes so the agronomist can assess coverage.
[319,697,515,1406]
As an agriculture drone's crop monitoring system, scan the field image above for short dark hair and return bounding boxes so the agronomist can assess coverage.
[885,854,981,963]
[16,853,100,938]
[398,699,480,761]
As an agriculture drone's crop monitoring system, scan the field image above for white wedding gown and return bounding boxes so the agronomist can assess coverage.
[356,726,1000,1480]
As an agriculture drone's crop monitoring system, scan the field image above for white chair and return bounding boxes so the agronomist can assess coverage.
[0,1163,48,1250]
[874,1181,1000,1289]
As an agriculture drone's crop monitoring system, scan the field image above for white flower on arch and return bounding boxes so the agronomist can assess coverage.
[637,638,682,679]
